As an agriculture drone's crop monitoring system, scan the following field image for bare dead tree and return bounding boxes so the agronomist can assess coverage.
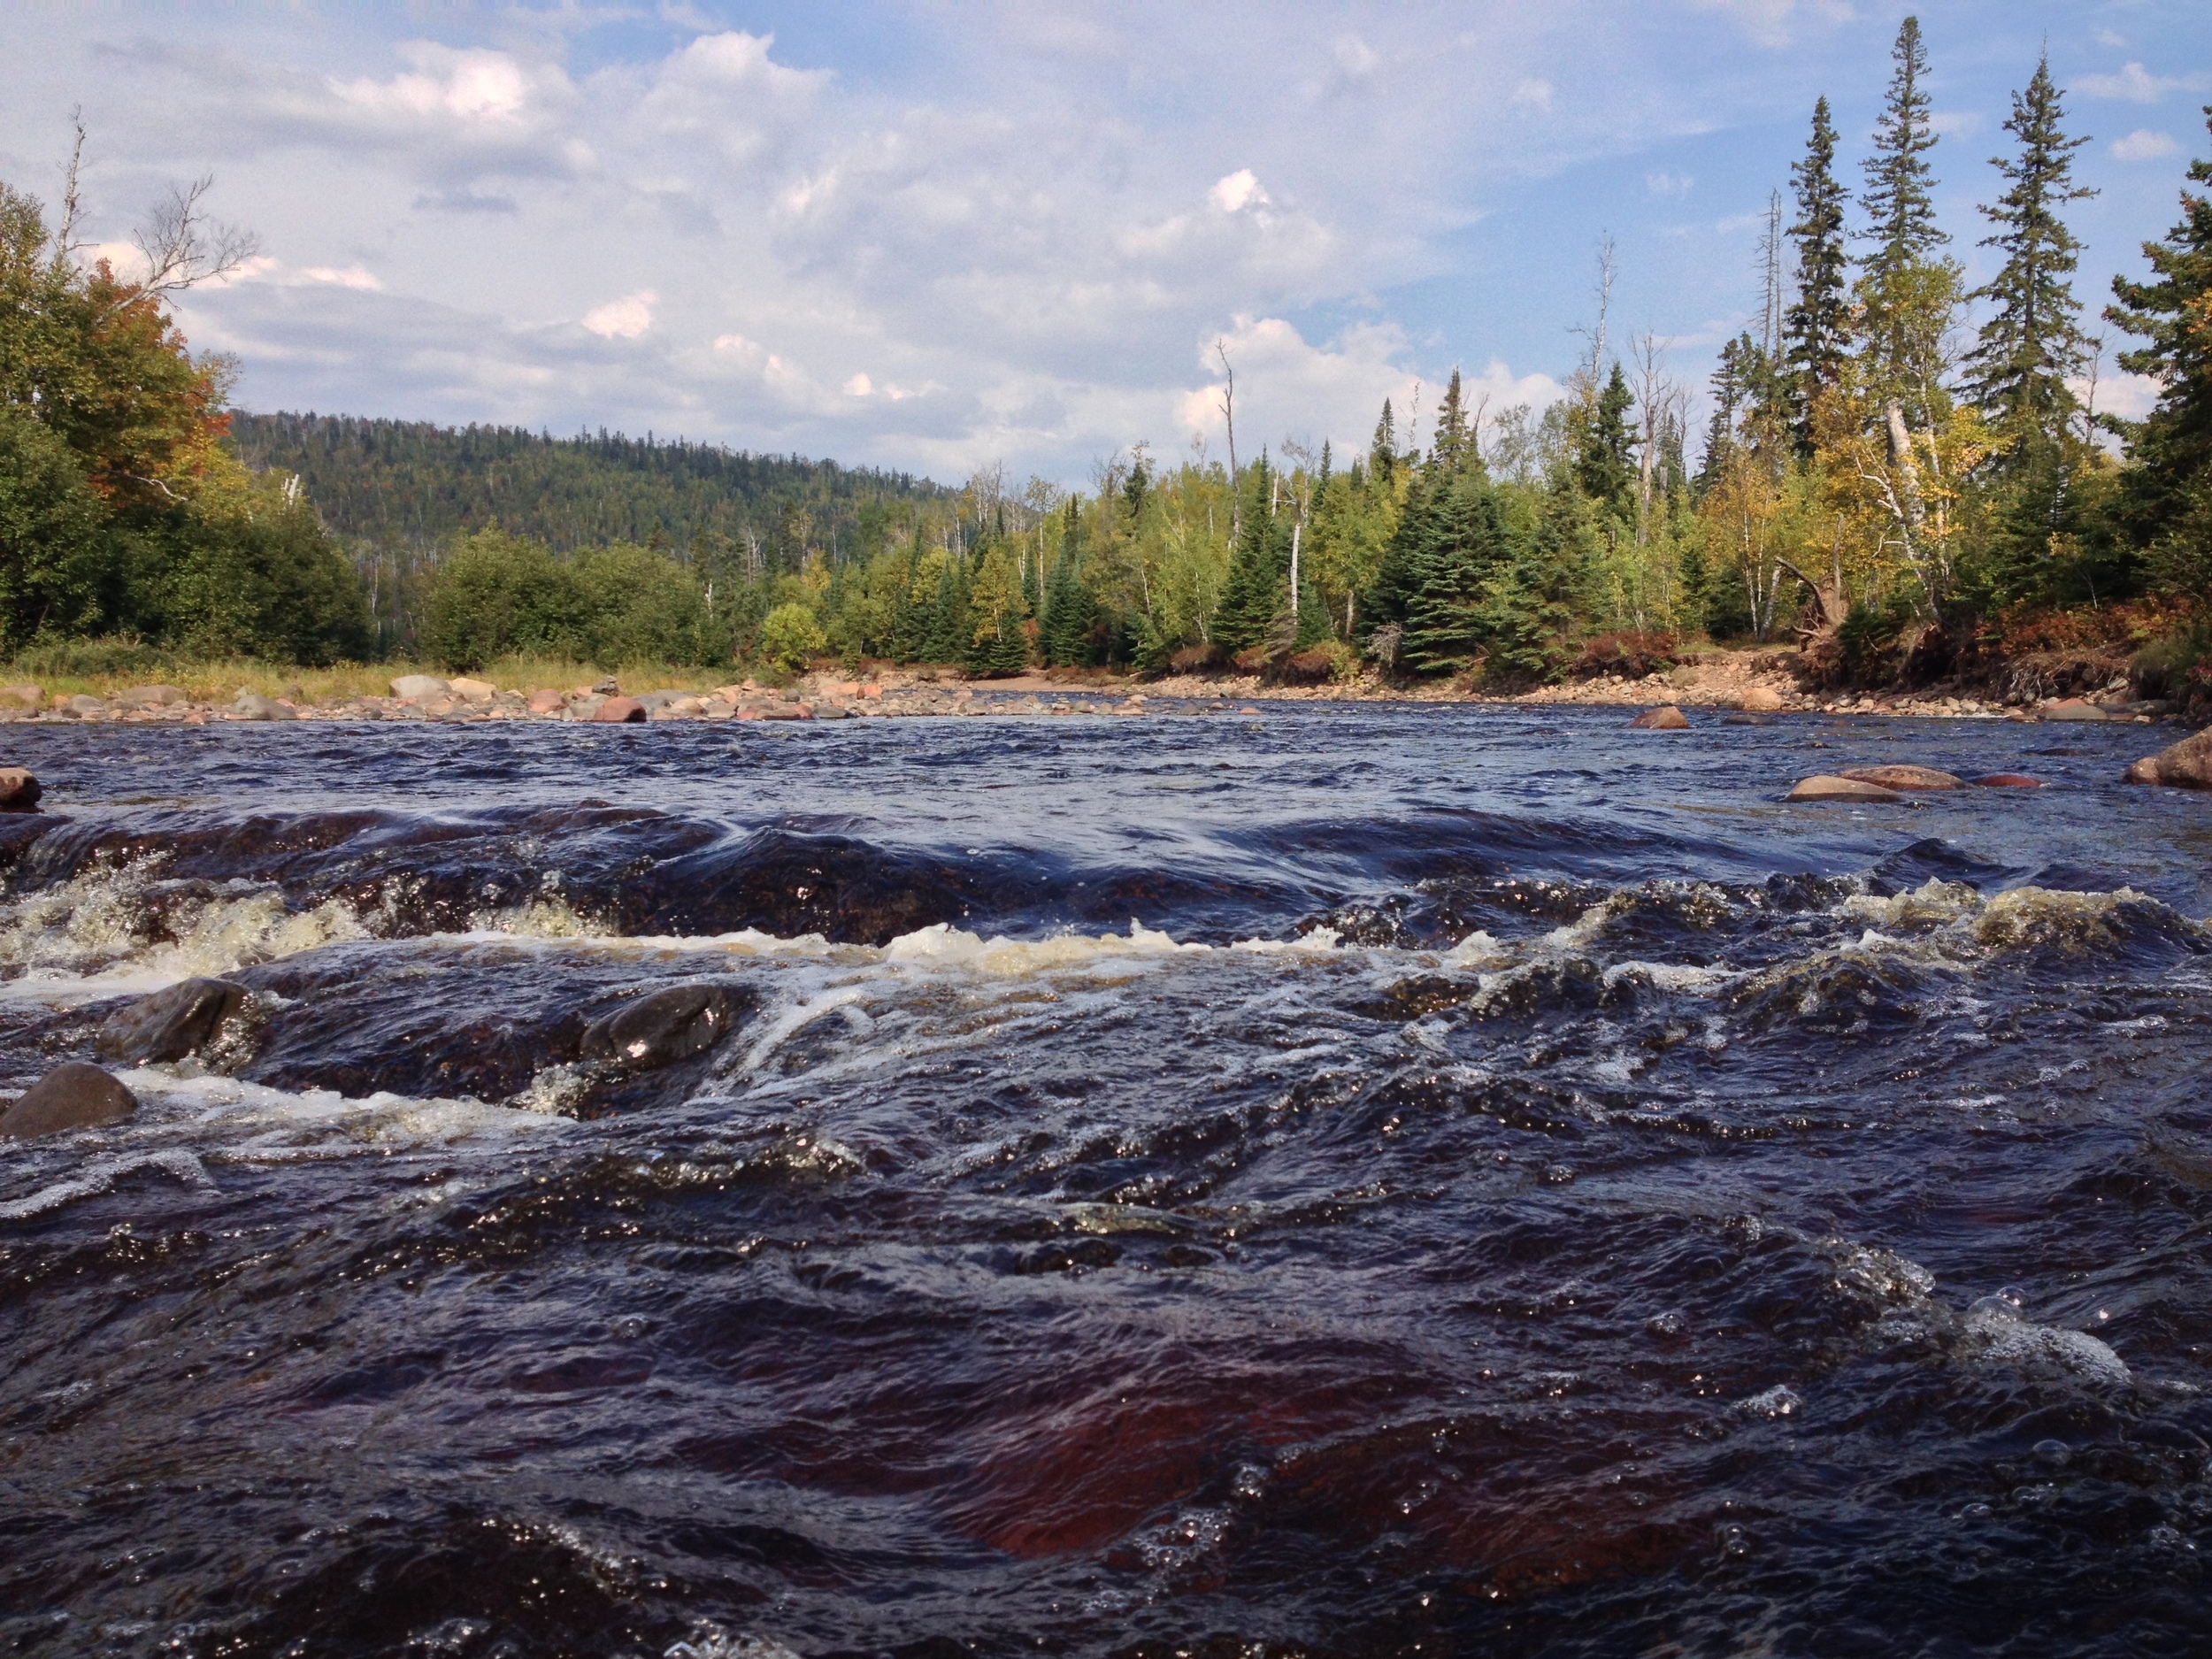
[52,108,88,273]
[132,174,260,300]
[1215,341,1239,545]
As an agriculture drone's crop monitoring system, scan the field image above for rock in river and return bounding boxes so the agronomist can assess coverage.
[96,977,248,1064]
[581,984,744,1069]
[1630,705,1691,730]
[591,696,649,724]
[1971,773,2043,788]
[0,768,40,811]
[0,1063,138,1140]
[1840,765,1962,791]
[1788,774,1903,803]
[2124,728,2212,789]
[232,693,296,722]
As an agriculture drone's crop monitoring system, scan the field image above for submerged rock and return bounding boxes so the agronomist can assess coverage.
[2124,728,2212,789]
[0,768,40,811]
[1840,765,1962,791]
[1971,772,2044,788]
[96,977,248,1064]
[581,983,745,1069]
[0,1063,137,1140]
[1788,775,1903,803]
[1630,705,1691,730]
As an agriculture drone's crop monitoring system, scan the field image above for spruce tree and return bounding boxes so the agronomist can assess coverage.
[1040,497,1094,666]
[1963,56,2094,443]
[1369,400,1399,487]
[1209,455,1290,654]
[1573,363,1638,516]
[1862,18,1944,269]
[1785,97,1851,443]
[1431,368,1475,472]
[2105,108,2212,580]
[1402,477,1510,675]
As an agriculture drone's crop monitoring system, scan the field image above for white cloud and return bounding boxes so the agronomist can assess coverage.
[333,45,535,124]
[1210,168,1267,214]
[2077,62,2205,104]
[1647,171,1694,196]
[581,291,657,339]
[2112,129,2182,162]
[1686,0,1855,50]
[843,372,872,396]
[1511,78,1554,111]
[2082,371,2162,422]
[1332,35,1378,79]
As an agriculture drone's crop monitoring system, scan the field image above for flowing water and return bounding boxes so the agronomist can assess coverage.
[3,703,2211,1657]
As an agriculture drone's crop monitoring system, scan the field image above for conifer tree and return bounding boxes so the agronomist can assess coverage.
[1862,18,1944,270]
[2105,108,2212,585]
[1856,16,1963,418]
[1402,477,1510,674]
[1785,97,1851,442]
[1573,364,1638,516]
[1209,454,1290,654]
[1431,369,1475,472]
[1963,56,2094,444]
[1041,499,1093,665]
[1369,400,1399,487]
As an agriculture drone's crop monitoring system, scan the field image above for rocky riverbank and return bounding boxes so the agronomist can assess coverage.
[0,655,2187,729]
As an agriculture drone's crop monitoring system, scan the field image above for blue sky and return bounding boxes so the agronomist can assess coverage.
[7,1,2208,488]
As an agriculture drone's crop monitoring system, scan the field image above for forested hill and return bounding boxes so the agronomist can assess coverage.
[228,412,953,559]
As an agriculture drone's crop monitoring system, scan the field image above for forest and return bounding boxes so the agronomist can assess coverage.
[4,19,2210,694]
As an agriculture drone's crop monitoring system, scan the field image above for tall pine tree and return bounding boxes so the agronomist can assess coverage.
[1785,96,1851,446]
[1963,55,2095,445]
[1210,454,1291,655]
[2105,109,2212,589]
[1857,17,1960,413]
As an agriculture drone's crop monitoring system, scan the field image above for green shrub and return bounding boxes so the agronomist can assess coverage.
[757,602,826,671]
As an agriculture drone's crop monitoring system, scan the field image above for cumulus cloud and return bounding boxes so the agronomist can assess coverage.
[2078,62,2206,104]
[12,0,2147,484]
[581,292,657,339]
[2111,129,2182,162]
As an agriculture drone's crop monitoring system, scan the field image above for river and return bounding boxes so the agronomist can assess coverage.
[2,702,2208,1656]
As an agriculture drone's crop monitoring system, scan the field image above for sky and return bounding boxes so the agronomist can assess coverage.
[7,1,2209,489]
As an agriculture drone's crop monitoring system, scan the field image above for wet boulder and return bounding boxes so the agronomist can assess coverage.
[581,983,746,1070]
[1840,765,1962,791]
[0,1063,137,1140]
[2124,729,2212,789]
[592,696,649,724]
[0,768,40,811]
[96,977,248,1064]
[1787,775,1902,803]
[1630,705,1691,730]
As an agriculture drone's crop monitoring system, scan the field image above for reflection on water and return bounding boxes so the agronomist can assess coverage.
[2,705,2209,1656]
